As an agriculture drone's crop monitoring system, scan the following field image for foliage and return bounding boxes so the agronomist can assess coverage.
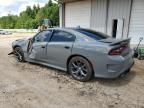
[0,0,59,29]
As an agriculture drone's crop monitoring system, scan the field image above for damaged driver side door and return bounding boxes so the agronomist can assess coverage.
[28,30,52,62]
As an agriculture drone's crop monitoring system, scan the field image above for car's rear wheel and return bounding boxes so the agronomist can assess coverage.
[14,47,25,62]
[68,56,93,82]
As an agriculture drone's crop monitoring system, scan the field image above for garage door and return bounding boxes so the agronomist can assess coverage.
[129,0,144,44]
[65,0,91,28]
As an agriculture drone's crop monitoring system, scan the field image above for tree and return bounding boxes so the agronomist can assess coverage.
[0,15,18,29]
[36,8,46,25]
[0,0,59,29]
[46,0,53,7]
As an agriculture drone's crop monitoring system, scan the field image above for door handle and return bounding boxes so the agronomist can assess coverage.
[64,46,70,49]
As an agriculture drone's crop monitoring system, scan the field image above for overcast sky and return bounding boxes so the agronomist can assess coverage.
[0,0,50,17]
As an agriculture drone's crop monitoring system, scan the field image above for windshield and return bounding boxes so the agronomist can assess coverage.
[75,29,109,40]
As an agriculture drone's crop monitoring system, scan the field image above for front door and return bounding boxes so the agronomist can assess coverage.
[46,30,76,68]
[28,30,52,62]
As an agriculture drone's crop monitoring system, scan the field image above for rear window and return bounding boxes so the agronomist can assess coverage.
[75,29,109,40]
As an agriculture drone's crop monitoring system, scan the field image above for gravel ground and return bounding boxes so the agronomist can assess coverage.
[0,33,144,108]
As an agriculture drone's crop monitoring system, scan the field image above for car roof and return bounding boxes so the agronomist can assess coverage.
[44,27,75,30]
[44,27,95,32]
[42,27,78,33]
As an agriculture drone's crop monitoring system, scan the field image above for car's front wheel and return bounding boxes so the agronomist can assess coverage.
[68,56,93,82]
[14,47,25,62]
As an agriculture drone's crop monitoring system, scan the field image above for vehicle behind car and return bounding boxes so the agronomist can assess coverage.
[0,30,12,35]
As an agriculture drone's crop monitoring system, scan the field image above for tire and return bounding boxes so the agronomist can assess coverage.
[119,69,130,78]
[14,47,25,62]
[68,56,93,82]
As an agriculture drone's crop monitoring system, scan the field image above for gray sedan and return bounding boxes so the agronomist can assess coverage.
[10,28,134,81]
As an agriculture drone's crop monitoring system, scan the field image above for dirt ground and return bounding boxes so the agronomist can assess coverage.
[0,33,144,108]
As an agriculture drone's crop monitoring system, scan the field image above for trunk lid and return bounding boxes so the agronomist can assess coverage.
[99,38,131,56]
[99,38,131,46]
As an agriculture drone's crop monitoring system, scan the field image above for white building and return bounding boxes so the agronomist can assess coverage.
[59,0,144,45]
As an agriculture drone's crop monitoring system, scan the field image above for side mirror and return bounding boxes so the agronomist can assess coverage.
[29,37,40,42]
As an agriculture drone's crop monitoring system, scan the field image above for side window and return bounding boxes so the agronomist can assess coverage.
[34,30,52,42]
[50,30,75,42]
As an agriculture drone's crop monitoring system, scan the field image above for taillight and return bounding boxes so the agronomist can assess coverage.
[109,45,128,55]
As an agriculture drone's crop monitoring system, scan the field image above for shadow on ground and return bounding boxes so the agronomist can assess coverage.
[25,61,136,87]
[90,70,136,87]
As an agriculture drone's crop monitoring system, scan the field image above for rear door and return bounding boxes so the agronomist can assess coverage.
[46,30,76,68]
[28,30,52,62]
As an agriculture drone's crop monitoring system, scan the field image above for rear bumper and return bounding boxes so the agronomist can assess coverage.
[104,60,134,78]
[93,51,134,78]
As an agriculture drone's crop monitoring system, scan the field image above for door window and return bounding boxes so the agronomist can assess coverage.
[34,30,52,42]
[50,30,75,42]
